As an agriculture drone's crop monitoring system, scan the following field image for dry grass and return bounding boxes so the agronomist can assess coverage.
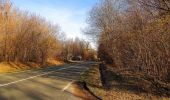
[0,59,63,73]
[0,62,29,73]
[80,66,170,100]
[46,58,63,66]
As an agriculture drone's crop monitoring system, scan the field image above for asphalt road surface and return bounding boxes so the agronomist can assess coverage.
[0,62,97,100]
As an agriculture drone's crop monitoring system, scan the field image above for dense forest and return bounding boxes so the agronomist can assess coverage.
[86,0,170,82]
[0,0,95,66]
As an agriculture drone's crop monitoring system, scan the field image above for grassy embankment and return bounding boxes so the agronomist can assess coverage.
[80,65,170,100]
[0,59,63,73]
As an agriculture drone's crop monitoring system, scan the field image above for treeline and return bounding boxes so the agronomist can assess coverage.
[87,0,170,81]
[59,38,97,61]
[0,0,95,65]
[0,0,60,65]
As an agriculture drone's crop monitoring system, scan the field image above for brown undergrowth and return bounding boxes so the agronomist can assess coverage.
[0,59,63,73]
[80,64,170,100]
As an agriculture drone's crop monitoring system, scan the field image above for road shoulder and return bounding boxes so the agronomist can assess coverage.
[79,64,170,100]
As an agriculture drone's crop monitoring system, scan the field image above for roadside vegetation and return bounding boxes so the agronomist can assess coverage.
[85,0,170,99]
[0,0,96,73]
[80,65,170,100]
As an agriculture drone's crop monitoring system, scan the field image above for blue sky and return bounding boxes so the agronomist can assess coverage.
[11,0,98,39]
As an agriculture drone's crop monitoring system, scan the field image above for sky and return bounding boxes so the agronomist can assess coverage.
[11,0,98,39]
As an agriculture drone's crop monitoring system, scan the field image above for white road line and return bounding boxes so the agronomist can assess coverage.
[0,66,76,87]
[62,81,74,91]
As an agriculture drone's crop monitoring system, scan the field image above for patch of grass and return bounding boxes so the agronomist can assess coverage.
[46,58,64,66]
[0,59,63,73]
[0,62,30,73]
[79,65,102,88]
[80,65,170,100]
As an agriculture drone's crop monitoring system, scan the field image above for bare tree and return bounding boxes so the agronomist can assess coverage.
[87,0,170,81]
[0,0,63,65]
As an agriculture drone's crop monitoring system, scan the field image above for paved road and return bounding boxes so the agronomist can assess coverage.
[0,62,97,100]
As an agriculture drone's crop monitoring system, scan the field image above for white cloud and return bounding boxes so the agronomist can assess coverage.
[32,6,88,39]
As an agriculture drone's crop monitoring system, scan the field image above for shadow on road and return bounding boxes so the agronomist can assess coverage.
[0,63,95,100]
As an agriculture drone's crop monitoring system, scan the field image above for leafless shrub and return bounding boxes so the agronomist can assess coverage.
[87,0,170,81]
